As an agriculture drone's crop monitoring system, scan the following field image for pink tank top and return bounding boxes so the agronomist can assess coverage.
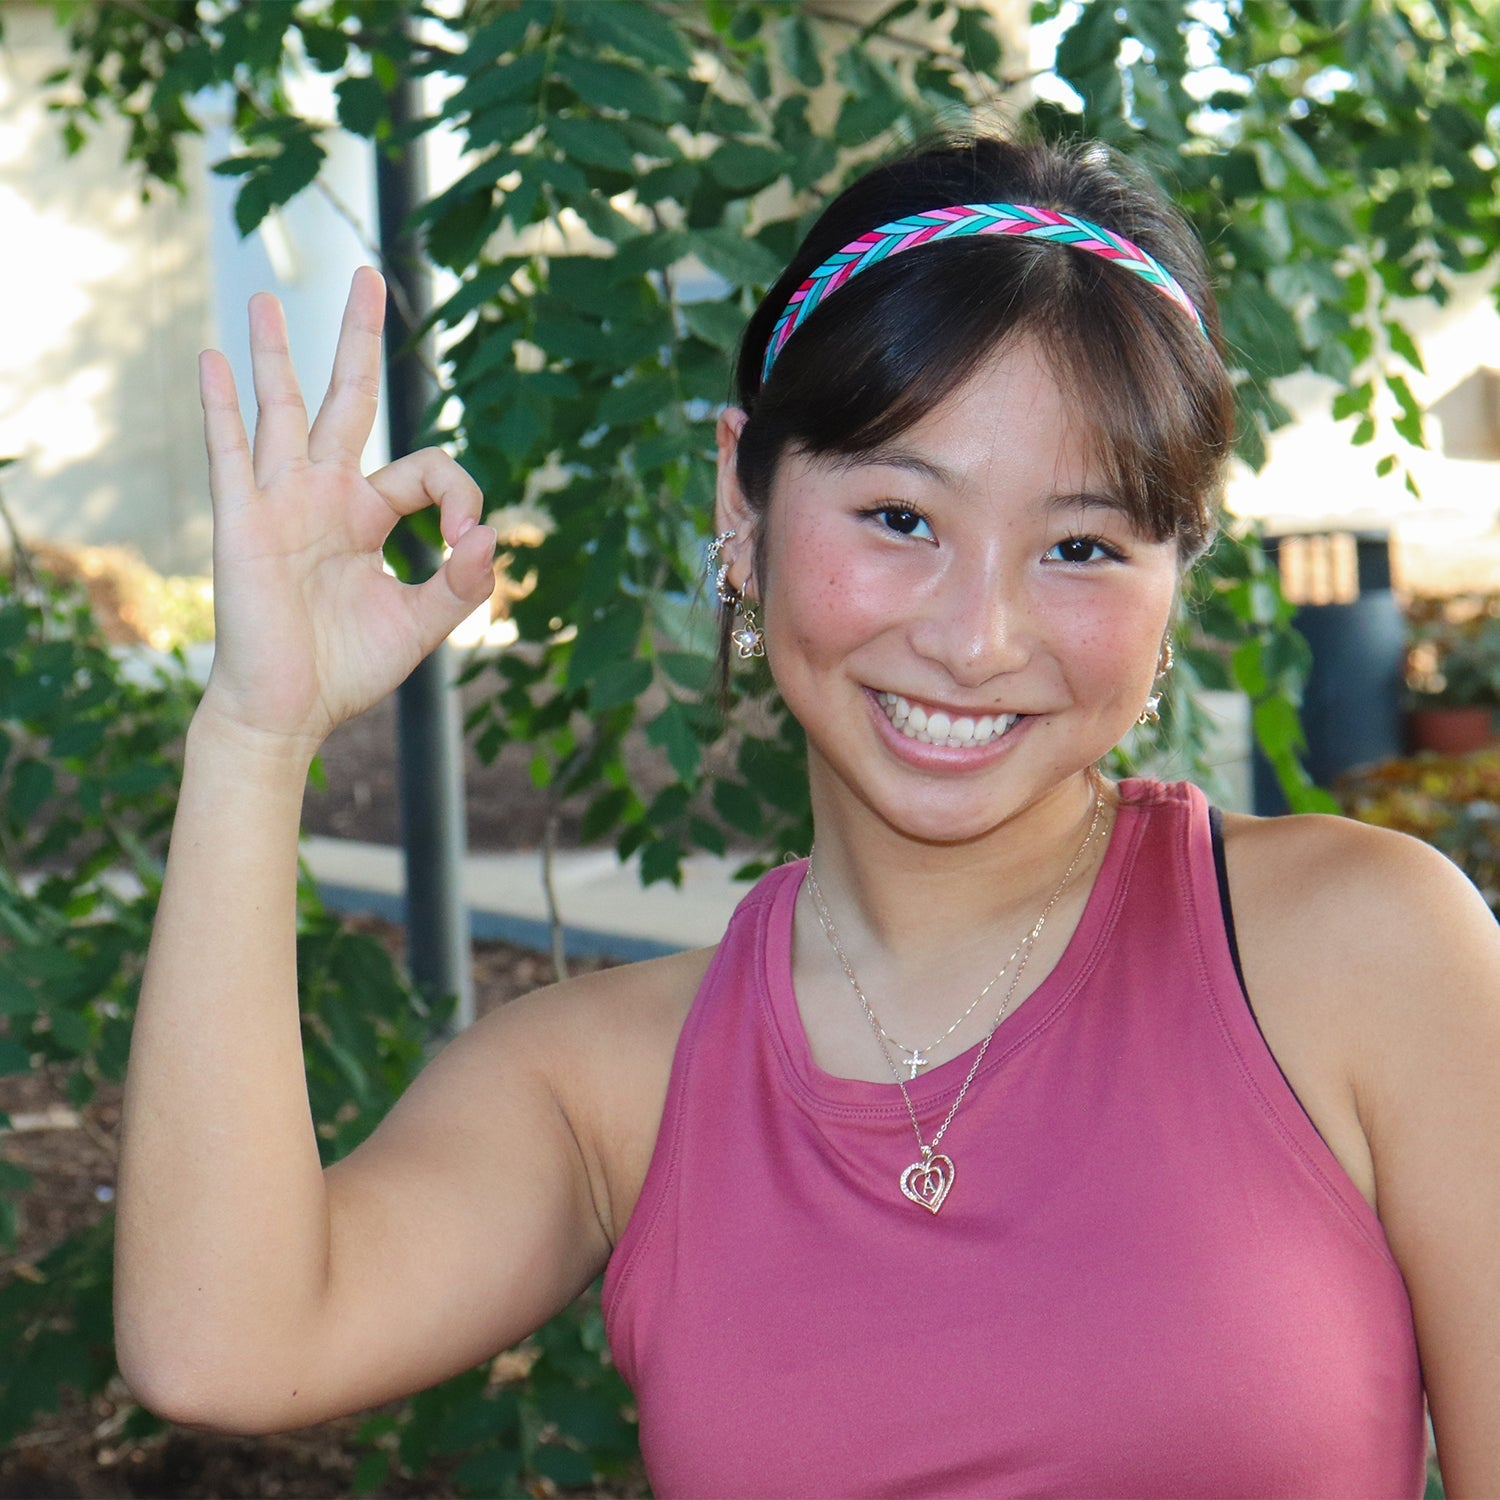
[603,780,1425,1497]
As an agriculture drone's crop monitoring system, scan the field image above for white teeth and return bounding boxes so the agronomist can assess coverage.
[877,694,1019,747]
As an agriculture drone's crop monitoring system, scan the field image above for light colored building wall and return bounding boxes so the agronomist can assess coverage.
[0,2,213,573]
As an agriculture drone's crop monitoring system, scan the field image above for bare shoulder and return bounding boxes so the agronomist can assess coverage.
[1218,808,1498,983]
[463,943,716,1242]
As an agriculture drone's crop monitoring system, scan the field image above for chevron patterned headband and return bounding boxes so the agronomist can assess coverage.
[761,202,1207,382]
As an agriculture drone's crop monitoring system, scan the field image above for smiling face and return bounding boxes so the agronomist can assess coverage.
[716,337,1182,850]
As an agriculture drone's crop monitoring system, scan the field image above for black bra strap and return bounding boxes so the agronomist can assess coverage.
[1208,805,1250,1002]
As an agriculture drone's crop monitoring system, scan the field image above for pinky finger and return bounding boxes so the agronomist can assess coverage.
[199,350,255,513]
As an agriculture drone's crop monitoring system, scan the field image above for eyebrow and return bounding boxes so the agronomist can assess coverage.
[827,447,1135,520]
[826,446,962,489]
[1045,490,1135,519]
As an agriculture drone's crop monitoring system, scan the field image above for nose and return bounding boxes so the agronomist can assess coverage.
[907,549,1033,688]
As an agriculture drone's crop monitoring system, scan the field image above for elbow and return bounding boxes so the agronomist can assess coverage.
[115,1326,308,1436]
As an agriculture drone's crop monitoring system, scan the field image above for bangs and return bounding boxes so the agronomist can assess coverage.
[739,235,1227,560]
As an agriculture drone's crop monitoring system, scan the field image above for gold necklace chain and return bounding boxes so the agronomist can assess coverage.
[800,876,1025,1079]
[805,790,1105,1214]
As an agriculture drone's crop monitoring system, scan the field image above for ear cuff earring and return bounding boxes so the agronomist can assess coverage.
[1137,637,1175,726]
[707,528,765,659]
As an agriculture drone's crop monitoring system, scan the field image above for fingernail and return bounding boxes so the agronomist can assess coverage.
[455,516,477,539]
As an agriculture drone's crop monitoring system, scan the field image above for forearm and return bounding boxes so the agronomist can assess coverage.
[115,708,331,1424]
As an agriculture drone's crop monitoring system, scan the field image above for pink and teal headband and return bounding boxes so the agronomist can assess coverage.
[761,202,1207,382]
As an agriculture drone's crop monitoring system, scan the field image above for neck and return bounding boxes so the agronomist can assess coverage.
[804,770,1108,966]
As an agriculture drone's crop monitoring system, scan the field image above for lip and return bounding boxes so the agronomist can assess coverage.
[863,686,1032,769]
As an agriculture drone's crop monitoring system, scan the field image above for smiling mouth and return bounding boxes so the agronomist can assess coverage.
[876,692,1021,748]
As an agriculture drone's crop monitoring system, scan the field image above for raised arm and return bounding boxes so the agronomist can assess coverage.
[115,271,614,1432]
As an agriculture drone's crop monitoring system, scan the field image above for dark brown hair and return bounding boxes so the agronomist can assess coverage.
[717,128,1235,679]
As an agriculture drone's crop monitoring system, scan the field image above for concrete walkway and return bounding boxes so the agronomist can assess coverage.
[302,836,750,961]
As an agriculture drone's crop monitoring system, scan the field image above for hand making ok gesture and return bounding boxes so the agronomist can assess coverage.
[195,266,497,759]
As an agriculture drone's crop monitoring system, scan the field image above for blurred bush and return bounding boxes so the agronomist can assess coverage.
[1337,749,1500,916]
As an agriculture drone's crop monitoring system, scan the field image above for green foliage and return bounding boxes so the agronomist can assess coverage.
[356,1289,638,1498]
[40,0,1490,858]
[0,560,636,1484]
[0,578,196,1102]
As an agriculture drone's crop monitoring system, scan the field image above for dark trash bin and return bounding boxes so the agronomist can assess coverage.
[1252,530,1406,815]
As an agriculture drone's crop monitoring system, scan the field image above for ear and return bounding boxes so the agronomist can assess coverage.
[714,407,758,597]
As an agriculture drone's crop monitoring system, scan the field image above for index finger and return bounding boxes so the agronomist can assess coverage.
[307,266,387,466]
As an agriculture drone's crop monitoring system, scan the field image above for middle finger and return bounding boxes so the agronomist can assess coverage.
[308,267,387,467]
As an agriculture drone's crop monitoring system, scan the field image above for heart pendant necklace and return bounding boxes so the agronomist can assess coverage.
[806,790,1104,1215]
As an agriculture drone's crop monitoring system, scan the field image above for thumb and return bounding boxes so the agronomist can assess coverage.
[408,524,498,654]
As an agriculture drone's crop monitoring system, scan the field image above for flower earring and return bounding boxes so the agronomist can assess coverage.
[707,529,765,659]
[1137,637,1174,726]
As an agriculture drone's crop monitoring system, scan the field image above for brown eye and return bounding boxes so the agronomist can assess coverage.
[1047,535,1120,564]
[877,507,932,539]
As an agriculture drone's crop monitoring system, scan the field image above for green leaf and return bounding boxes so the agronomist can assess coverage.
[1252,695,1305,760]
[658,651,714,693]
[708,141,790,195]
[10,759,55,823]
[776,10,824,87]
[1231,639,1268,697]
[639,836,683,887]
[0,1037,33,1073]
[1054,0,1124,84]
[554,49,684,123]
[451,1448,523,1495]
[566,598,645,688]
[464,7,539,64]
[449,51,547,117]
[646,699,700,782]
[335,74,386,138]
[691,228,783,288]
[957,4,1003,74]
[712,778,764,837]
[597,373,674,427]
[426,192,493,271]
[548,116,638,172]
[1385,321,1425,374]
[1330,383,1373,422]
[681,297,744,353]
[589,657,651,711]
[351,1451,388,1496]
[570,1,693,70]
[581,786,632,842]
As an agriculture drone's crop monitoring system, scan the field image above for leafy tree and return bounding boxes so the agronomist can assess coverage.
[42,0,1500,868]
[9,0,1500,1488]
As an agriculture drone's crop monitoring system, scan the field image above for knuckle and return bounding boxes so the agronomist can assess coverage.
[337,372,382,404]
[259,391,307,413]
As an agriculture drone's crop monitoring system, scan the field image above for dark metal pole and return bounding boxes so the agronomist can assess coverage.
[374,69,474,1028]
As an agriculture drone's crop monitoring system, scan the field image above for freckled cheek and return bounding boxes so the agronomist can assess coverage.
[763,526,888,651]
[1049,591,1172,700]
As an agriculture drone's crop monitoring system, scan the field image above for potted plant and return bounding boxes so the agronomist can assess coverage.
[1404,601,1500,755]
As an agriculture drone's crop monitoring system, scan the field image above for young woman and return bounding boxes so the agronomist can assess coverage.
[116,132,1500,1496]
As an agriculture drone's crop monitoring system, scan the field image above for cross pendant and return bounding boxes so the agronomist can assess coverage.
[902,1049,930,1079]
